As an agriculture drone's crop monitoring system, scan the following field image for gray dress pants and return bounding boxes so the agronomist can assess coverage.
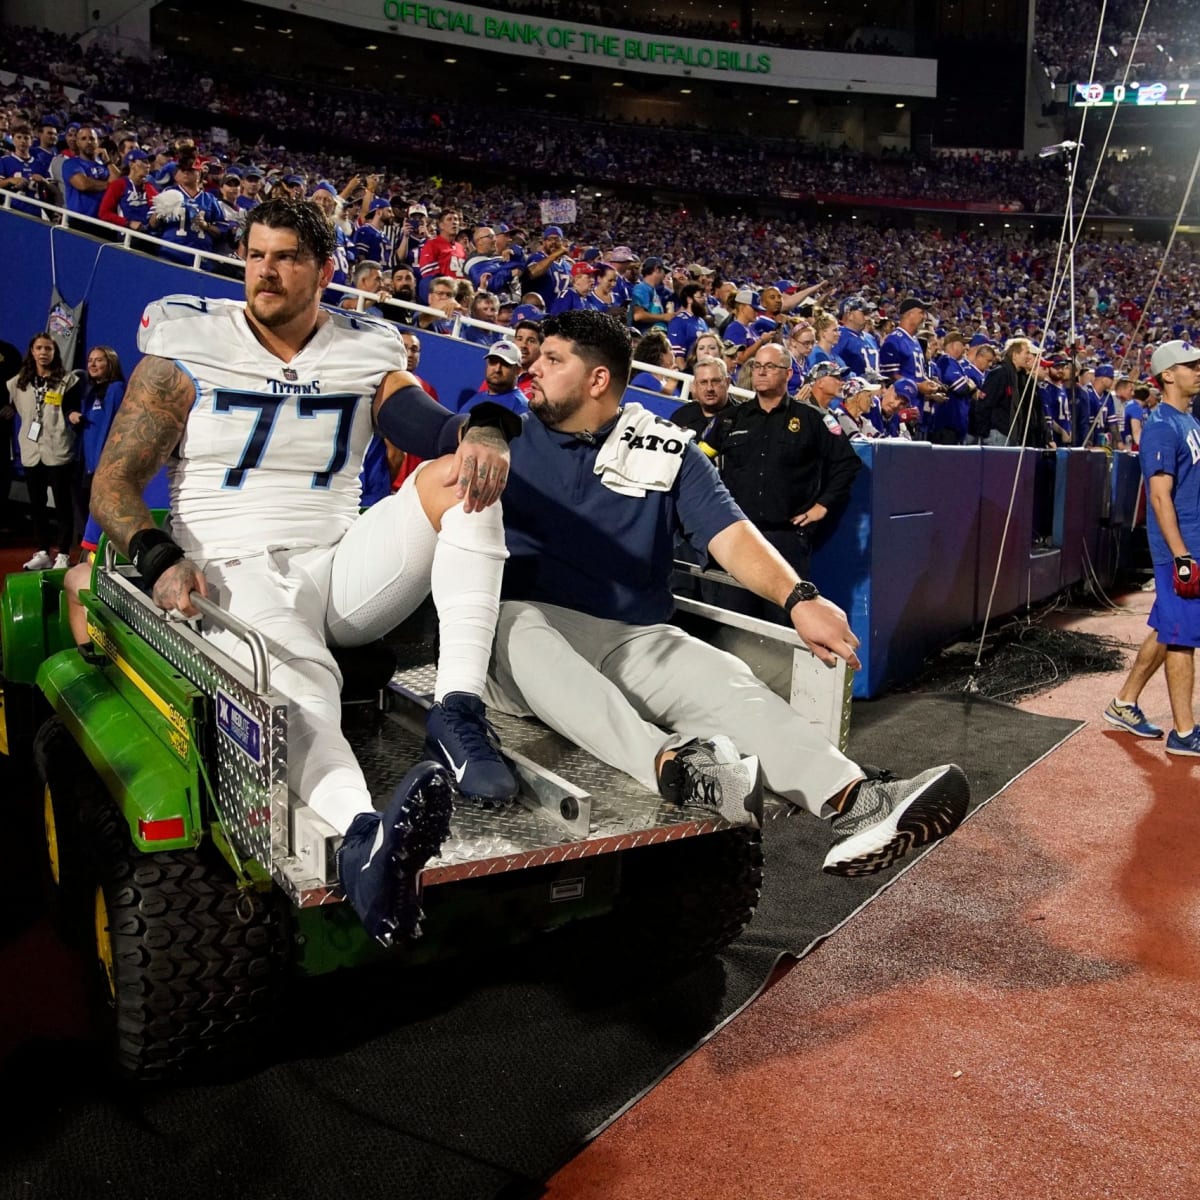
[485,600,863,817]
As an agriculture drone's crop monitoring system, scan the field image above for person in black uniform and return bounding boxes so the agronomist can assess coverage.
[704,340,861,618]
[671,354,733,436]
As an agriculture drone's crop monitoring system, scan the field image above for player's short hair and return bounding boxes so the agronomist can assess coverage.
[513,320,543,340]
[241,198,336,264]
[943,330,965,347]
[541,310,633,391]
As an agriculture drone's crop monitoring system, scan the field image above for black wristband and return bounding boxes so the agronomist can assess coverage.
[463,401,523,444]
[128,527,185,590]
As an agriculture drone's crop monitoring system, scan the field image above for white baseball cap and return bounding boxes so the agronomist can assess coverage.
[1149,339,1200,377]
[485,339,521,366]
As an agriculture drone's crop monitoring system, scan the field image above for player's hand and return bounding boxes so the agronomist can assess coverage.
[449,426,510,513]
[152,559,209,619]
[1173,555,1200,599]
[790,594,861,671]
[67,410,82,425]
[791,503,827,528]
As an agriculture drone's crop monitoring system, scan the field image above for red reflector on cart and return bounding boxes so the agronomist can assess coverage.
[138,817,186,841]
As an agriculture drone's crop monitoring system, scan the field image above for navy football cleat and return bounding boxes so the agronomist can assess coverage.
[336,761,454,946]
[425,691,519,809]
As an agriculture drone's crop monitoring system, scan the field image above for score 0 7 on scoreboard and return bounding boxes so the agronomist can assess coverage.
[1071,80,1197,107]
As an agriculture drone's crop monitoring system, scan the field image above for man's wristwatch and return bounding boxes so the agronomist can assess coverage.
[783,580,821,614]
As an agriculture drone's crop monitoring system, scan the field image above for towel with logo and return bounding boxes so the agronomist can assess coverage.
[594,403,696,496]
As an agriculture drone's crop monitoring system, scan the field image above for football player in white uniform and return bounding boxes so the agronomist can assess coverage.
[92,199,521,944]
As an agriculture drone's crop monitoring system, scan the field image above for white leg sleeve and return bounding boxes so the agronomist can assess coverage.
[431,501,508,702]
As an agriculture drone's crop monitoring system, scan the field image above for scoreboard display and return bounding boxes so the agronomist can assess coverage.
[1070,80,1197,107]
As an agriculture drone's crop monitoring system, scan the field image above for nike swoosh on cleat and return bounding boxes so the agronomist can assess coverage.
[437,740,469,783]
[360,821,386,873]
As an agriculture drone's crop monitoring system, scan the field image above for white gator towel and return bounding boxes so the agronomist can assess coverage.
[593,402,695,497]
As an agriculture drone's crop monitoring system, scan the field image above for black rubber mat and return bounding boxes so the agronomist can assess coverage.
[0,694,1079,1200]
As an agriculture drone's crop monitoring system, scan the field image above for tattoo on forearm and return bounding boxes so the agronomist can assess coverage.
[91,356,192,553]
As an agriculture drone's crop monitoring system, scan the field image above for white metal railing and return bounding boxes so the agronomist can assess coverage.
[0,190,745,402]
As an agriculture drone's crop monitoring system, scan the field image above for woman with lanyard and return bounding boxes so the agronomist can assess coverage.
[70,345,125,554]
[7,333,80,570]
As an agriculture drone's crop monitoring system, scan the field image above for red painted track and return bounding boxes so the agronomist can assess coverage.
[4,526,1198,1198]
[547,589,1200,1200]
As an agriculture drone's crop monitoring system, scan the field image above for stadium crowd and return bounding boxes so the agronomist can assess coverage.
[1035,0,1200,84]
[1,21,1197,220]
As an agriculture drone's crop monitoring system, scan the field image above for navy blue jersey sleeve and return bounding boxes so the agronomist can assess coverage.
[674,441,745,553]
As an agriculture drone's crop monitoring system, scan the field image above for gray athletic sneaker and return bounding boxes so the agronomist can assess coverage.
[658,736,763,828]
[823,763,969,876]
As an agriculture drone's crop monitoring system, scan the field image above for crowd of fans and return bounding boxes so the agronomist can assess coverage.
[1,21,1197,221]
[3,110,1197,375]
[1035,0,1200,84]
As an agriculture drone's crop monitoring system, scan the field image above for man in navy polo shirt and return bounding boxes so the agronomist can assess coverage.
[489,309,969,872]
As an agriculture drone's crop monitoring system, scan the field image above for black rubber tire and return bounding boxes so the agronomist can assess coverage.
[3,676,52,765]
[609,826,764,972]
[86,795,290,1081]
[32,716,100,943]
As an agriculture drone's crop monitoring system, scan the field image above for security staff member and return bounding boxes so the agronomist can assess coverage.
[704,341,860,617]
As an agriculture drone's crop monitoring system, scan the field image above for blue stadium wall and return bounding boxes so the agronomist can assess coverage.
[0,211,1142,697]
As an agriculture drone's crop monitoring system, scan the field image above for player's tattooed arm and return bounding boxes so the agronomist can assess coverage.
[91,354,193,554]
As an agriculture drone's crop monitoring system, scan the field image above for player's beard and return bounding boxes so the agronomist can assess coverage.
[249,284,304,328]
[528,385,585,429]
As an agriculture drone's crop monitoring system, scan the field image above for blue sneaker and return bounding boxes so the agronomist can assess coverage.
[425,692,519,809]
[336,761,453,946]
[1165,727,1200,757]
[1103,699,1164,739]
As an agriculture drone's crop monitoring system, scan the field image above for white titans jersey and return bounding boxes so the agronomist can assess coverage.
[138,295,406,558]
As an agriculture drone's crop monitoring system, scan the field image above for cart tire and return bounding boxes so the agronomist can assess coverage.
[33,716,101,943]
[611,827,763,971]
[87,795,290,1080]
